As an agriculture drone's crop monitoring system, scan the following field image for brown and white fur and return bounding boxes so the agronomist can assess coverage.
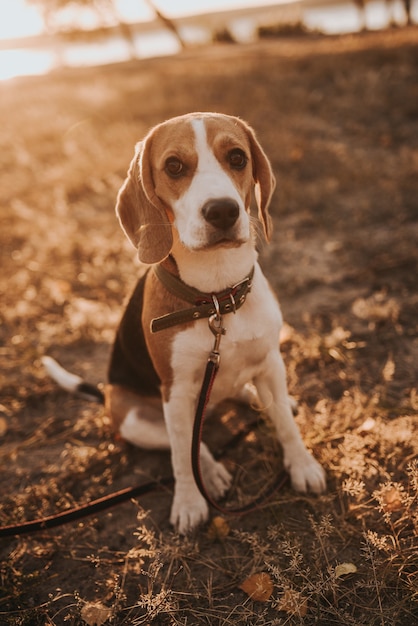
[44,112,326,534]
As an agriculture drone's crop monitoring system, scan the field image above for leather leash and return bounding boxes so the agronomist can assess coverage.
[191,304,289,515]
[150,263,290,511]
[0,478,173,537]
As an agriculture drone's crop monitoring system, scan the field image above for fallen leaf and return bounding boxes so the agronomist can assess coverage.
[80,602,112,626]
[207,516,230,539]
[335,562,358,579]
[277,588,308,616]
[382,356,395,382]
[279,322,294,344]
[352,295,399,322]
[328,347,344,361]
[239,572,273,602]
[382,486,403,512]
[357,417,376,433]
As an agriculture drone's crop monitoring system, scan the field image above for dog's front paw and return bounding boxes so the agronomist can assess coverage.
[285,448,326,494]
[200,457,232,499]
[170,484,209,534]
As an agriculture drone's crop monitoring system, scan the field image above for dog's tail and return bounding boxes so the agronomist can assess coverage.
[41,356,105,404]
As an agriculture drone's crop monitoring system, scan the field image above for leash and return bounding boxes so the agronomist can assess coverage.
[191,302,290,515]
[0,478,173,538]
[0,268,289,537]
[150,263,289,509]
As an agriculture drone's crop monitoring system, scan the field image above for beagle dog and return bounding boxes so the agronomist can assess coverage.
[45,112,326,534]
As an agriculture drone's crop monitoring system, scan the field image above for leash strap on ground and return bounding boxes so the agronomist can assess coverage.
[0,478,173,538]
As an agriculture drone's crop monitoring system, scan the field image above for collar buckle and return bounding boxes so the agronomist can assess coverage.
[151,265,255,333]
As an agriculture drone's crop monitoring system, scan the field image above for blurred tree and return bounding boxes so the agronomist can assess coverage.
[144,0,185,49]
[28,0,136,58]
[28,0,185,56]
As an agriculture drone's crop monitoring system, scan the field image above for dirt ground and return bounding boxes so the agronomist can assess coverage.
[0,26,417,625]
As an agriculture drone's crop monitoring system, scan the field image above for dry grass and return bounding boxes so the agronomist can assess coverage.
[0,26,417,625]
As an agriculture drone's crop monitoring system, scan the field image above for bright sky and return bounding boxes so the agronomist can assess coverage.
[0,0,280,40]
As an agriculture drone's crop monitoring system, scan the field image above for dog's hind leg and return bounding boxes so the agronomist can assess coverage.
[119,407,170,450]
[105,384,170,450]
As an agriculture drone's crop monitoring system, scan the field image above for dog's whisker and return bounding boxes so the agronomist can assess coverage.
[249,216,265,244]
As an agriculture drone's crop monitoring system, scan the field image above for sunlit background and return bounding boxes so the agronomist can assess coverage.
[0,0,416,80]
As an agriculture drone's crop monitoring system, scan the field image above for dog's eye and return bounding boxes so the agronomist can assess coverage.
[228,149,247,170]
[165,157,184,178]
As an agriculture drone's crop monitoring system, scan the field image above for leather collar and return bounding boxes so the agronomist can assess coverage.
[151,263,254,333]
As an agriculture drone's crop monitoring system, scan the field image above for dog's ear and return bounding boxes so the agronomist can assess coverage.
[116,140,173,264]
[242,122,276,242]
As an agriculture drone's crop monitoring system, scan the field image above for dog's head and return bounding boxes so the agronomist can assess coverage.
[116,112,275,264]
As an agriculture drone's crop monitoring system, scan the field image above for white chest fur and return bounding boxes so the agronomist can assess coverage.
[169,263,283,404]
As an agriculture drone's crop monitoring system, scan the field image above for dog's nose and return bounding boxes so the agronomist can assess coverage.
[202,198,240,230]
